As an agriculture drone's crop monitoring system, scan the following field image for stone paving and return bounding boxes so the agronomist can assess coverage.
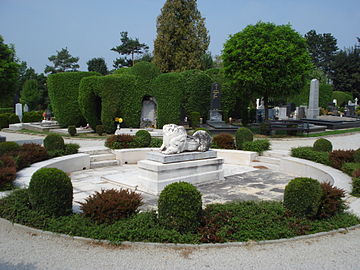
[70,164,294,212]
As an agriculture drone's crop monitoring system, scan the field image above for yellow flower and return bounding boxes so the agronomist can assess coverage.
[115,117,123,123]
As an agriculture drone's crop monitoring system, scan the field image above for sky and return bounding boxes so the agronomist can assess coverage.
[1,0,359,74]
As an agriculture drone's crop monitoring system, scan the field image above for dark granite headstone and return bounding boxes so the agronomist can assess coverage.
[0,136,5,142]
[210,83,221,110]
[345,105,356,117]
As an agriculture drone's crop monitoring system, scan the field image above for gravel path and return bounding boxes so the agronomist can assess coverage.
[1,130,360,270]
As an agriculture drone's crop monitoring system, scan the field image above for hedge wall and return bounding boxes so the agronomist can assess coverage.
[79,62,207,131]
[47,72,100,127]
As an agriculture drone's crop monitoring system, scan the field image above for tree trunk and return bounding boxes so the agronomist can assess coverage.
[264,95,269,121]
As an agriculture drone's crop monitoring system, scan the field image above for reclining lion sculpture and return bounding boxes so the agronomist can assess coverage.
[160,124,212,155]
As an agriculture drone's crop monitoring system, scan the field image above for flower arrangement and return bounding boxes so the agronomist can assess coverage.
[115,117,123,123]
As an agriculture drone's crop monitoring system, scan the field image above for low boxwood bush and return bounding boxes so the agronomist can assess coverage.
[352,177,360,197]
[317,182,346,219]
[283,177,322,218]
[0,114,8,129]
[64,143,80,155]
[0,142,20,156]
[354,148,360,163]
[213,133,235,149]
[79,189,143,224]
[242,139,270,154]
[28,168,73,217]
[329,150,355,169]
[8,113,20,124]
[158,182,202,233]
[0,108,13,114]
[341,162,360,176]
[235,127,253,150]
[313,138,332,152]
[43,134,65,151]
[95,125,105,136]
[0,156,16,187]
[150,138,163,148]
[291,147,330,165]
[15,143,49,170]
[67,125,77,136]
[134,130,151,147]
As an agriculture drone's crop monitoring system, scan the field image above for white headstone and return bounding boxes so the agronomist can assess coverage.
[307,79,320,119]
[256,98,260,109]
[278,107,288,120]
[333,99,337,106]
[24,104,29,112]
[355,98,358,106]
[15,103,23,122]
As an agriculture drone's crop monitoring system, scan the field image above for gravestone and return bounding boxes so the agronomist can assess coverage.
[278,107,288,120]
[307,79,320,119]
[296,107,306,119]
[140,97,157,128]
[15,103,23,122]
[24,104,29,113]
[345,105,356,117]
[208,83,223,122]
[0,136,5,142]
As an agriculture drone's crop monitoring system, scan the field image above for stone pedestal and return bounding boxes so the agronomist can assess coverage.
[307,79,320,119]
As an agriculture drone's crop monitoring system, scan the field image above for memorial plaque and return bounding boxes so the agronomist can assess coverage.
[210,83,221,110]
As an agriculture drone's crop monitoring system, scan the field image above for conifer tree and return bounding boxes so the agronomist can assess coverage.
[153,0,209,72]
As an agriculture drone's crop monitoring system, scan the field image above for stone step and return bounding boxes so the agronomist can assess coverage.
[90,160,119,169]
[79,146,111,155]
[263,150,290,158]
[256,156,281,165]
[90,153,116,162]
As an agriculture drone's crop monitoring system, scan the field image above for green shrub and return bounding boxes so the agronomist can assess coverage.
[7,113,20,124]
[43,134,65,151]
[15,143,49,169]
[47,149,65,158]
[158,182,202,233]
[28,168,73,216]
[22,111,43,123]
[95,125,105,136]
[213,133,235,149]
[64,143,80,155]
[67,125,77,136]
[332,91,353,107]
[291,147,330,165]
[189,112,201,128]
[313,138,333,152]
[134,130,151,147]
[329,150,355,169]
[352,177,360,197]
[354,148,360,163]
[242,139,270,154]
[150,138,163,148]
[0,114,9,129]
[317,182,346,219]
[341,162,360,176]
[47,71,100,127]
[283,177,322,218]
[235,127,254,150]
[79,189,143,224]
[105,135,135,149]
[0,142,20,156]
[0,108,13,114]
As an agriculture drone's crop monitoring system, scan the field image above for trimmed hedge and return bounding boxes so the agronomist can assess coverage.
[284,177,322,218]
[22,111,43,123]
[134,130,151,147]
[0,142,20,156]
[313,138,332,152]
[352,177,360,197]
[243,139,270,154]
[43,134,65,151]
[28,168,73,217]
[0,108,13,114]
[235,127,254,150]
[47,71,100,127]
[291,147,330,165]
[341,162,360,176]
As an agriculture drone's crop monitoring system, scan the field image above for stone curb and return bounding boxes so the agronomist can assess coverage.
[1,217,360,249]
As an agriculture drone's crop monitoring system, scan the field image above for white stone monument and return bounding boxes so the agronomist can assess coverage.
[278,107,288,120]
[24,104,29,112]
[15,103,23,122]
[307,79,320,119]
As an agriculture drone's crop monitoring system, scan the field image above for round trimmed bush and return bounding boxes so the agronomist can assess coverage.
[313,138,332,152]
[43,134,65,151]
[235,127,254,150]
[79,189,143,224]
[95,125,105,136]
[354,148,360,163]
[158,182,202,233]
[64,143,80,155]
[134,130,151,147]
[0,142,20,156]
[283,177,322,218]
[28,168,73,216]
[67,125,77,136]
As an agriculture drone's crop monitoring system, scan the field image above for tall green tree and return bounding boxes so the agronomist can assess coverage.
[111,31,149,68]
[153,0,210,72]
[330,39,360,98]
[20,79,41,110]
[87,57,108,75]
[0,35,20,107]
[44,47,80,74]
[223,22,312,120]
[305,30,338,79]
